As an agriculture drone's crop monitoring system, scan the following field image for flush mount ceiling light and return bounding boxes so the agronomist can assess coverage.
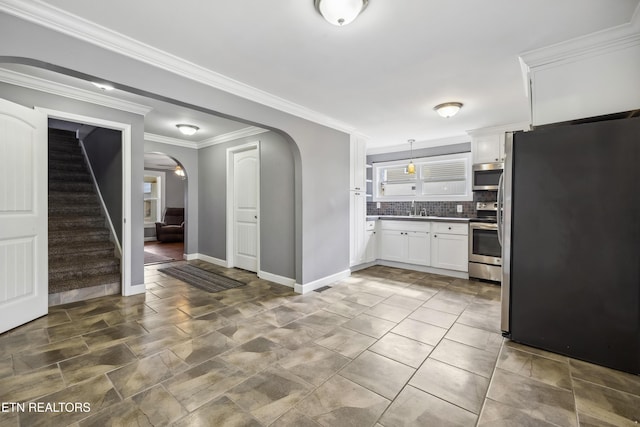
[176,124,199,136]
[406,139,415,175]
[91,82,114,91]
[314,0,369,26]
[434,102,463,118]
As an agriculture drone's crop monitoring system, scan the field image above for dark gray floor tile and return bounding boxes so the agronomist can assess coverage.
[342,313,396,338]
[410,358,489,414]
[297,375,390,427]
[497,345,572,390]
[478,398,559,426]
[391,318,447,346]
[12,337,89,373]
[409,307,458,329]
[430,339,498,378]
[445,323,503,355]
[487,368,577,426]
[58,344,137,385]
[380,385,477,427]
[173,395,261,427]
[315,327,376,359]
[570,359,640,397]
[276,344,350,386]
[339,350,415,400]
[369,333,433,368]
[573,377,640,426]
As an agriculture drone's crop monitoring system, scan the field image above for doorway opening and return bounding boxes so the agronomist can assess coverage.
[143,152,187,265]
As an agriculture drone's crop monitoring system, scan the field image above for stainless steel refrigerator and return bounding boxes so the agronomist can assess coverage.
[500,112,640,374]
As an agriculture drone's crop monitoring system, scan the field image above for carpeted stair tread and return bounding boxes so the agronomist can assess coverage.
[49,272,121,294]
[49,170,92,182]
[48,216,106,230]
[48,128,121,295]
[49,240,115,256]
[49,181,95,192]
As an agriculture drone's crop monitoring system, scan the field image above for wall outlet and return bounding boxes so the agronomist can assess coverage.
[376,202,381,209]
[456,204,463,213]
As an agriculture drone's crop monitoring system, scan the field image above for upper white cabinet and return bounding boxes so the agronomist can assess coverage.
[519,19,640,126]
[468,123,529,164]
[350,135,367,191]
[471,133,504,164]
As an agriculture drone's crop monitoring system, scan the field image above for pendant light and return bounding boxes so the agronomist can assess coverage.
[407,139,415,175]
[174,165,186,179]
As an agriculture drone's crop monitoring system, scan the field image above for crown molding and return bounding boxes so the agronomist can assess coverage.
[0,0,357,134]
[519,11,640,69]
[0,67,153,115]
[366,134,469,156]
[145,126,269,150]
[198,126,269,149]
[144,133,198,149]
[466,121,531,137]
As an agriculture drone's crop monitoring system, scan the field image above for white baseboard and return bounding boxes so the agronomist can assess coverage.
[294,269,351,294]
[123,282,146,296]
[258,270,295,288]
[350,260,377,272]
[188,253,229,267]
[377,260,469,279]
[143,237,157,242]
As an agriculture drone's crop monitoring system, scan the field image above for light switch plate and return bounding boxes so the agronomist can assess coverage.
[376,202,381,209]
[457,204,463,213]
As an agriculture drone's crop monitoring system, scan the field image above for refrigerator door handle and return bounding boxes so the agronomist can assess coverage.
[497,172,504,246]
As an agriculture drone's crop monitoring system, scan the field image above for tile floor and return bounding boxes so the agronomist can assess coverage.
[1,262,639,426]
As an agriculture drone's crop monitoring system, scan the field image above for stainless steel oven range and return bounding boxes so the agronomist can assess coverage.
[469,202,501,282]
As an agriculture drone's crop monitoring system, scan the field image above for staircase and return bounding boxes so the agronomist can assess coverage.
[48,128,121,295]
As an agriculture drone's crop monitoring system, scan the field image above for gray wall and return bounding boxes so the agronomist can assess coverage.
[0,79,146,287]
[83,127,122,243]
[144,141,199,255]
[1,12,350,286]
[198,131,296,280]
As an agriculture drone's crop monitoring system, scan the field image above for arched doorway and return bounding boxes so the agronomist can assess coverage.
[143,152,187,265]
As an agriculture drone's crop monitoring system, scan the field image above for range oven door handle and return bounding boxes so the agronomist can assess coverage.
[497,173,504,246]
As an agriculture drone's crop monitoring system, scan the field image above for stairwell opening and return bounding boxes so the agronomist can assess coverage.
[48,120,123,305]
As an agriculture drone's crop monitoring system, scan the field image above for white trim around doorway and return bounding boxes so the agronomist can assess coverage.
[35,107,140,296]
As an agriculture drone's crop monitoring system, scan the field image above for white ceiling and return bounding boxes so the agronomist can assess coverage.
[4,0,640,150]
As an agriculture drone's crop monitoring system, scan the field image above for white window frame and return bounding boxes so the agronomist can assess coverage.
[143,170,165,227]
[372,152,472,202]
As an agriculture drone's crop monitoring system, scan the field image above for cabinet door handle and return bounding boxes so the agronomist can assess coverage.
[434,235,437,238]
[448,227,451,230]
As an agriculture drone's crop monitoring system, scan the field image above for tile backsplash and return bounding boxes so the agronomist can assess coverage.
[367,191,496,217]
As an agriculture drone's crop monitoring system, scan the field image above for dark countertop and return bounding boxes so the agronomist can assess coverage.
[366,215,471,223]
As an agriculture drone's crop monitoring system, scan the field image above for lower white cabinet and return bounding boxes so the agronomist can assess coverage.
[431,222,468,271]
[378,220,468,273]
[379,221,430,266]
[364,229,377,263]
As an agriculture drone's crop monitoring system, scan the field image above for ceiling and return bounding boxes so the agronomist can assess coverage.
[3,0,639,150]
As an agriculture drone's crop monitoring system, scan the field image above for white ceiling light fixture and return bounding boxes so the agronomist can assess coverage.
[434,102,463,118]
[91,82,114,91]
[176,124,199,136]
[314,0,369,26]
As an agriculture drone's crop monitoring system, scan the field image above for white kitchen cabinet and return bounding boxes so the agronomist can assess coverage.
[364,228,377,263]
[379,221,430,266]
[431,222,468,272]
[406,231,430,266]
[472,133,504,164]
[350,135,366,191]
[349,191,366,266]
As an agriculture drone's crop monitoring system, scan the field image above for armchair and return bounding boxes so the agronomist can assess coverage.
[155,207,184,242]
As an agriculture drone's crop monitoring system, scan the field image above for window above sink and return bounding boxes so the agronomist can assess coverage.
[372,152,472,202]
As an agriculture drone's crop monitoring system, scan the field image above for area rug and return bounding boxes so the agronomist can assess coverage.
[158,264,245,293]
[144,251,175,265]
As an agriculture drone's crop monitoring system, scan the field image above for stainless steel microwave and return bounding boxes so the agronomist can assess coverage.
[472,162,504,191]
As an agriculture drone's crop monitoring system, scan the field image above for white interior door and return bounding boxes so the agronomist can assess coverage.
[232,147,259,272]
[0,98,47,333]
